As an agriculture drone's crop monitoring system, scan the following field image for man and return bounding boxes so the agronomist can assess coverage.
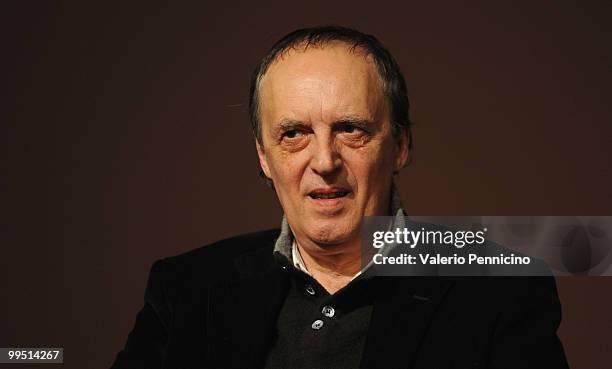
[111,26,569,368]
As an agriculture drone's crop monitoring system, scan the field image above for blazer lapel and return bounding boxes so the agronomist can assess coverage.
[360,276,455,369]
[207,248,290,369]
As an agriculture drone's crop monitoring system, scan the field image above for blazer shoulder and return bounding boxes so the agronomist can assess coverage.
[155,229,280,288]
[171,228,279,259]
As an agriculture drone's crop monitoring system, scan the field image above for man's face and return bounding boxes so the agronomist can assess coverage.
[256,43,409,247]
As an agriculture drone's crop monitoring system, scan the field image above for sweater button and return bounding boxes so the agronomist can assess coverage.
[311,319,324,330]
[321,305,335,318]
[305,284,316,295]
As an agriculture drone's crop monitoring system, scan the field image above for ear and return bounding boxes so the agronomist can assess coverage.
[394,129,411,173]
[256,140,273,179]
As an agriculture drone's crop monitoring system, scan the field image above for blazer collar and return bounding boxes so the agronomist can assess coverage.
[207,244,290,369]
[232,241,283,278]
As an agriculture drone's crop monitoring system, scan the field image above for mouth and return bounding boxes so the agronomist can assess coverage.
[307,189,350,200]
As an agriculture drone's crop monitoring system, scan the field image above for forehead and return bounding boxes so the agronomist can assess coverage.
[258,43,387,127]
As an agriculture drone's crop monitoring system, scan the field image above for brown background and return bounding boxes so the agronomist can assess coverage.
[3,1,611,368]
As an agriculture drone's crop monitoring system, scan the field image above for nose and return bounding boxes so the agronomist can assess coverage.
[309,135,342,176]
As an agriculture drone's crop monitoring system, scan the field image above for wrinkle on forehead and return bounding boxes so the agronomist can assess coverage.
[258,43,388,133]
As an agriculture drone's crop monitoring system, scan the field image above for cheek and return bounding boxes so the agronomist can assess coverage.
[349,144,395,178]
[347,148,395,198]
[267,152,308,190]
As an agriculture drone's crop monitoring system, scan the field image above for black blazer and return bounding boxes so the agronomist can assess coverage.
[110,229,569,369]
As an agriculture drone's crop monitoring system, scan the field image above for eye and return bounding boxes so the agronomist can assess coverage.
[283,129,304,139]
[339,124,365,135]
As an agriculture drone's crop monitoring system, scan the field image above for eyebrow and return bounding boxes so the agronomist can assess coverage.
[278,119,307,131]
[276,115,376,131]
[333,116,375,129]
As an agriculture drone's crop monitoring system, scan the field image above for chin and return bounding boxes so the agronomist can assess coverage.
[306,220,357,246]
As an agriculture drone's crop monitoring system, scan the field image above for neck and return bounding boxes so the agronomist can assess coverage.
[295,237,363,294]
